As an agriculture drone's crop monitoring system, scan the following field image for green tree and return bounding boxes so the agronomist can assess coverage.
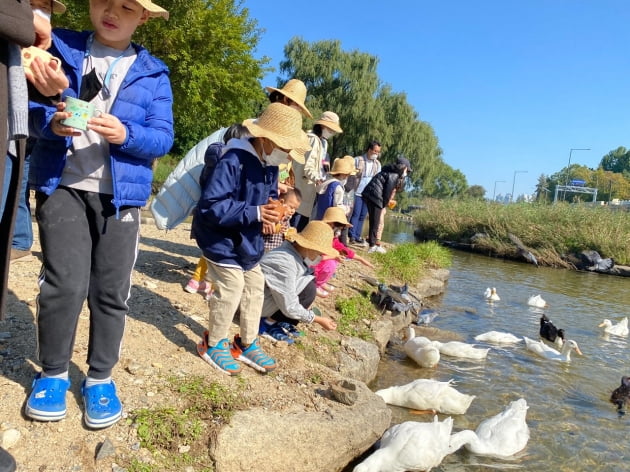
[464,185,486,200]
[55,0,268,155]
[277,37,451,194]
[600,146,630,174]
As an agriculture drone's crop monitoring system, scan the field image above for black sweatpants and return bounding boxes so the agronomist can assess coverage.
[270,279,317,326]
[35,187,140,378]
[366,201,384,247]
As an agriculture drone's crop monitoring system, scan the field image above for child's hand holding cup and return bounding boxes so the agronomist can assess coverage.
[61,97,100,131]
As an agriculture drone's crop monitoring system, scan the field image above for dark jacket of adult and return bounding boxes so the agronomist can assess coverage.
[0,0,35,319]
[361,163,404,209]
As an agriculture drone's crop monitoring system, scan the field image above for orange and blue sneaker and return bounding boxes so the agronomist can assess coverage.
[197,331,241,376]
[232,335,277,373]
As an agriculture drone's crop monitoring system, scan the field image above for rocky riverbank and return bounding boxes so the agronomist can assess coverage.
[0,220,449,472]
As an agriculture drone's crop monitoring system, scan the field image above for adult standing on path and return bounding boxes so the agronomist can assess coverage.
[291,111,342,231]
[348,141,381,246]
[362,155,411,254]
[1,1,48,469]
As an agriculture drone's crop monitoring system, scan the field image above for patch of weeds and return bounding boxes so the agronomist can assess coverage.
[125,375,246,470]
[374,241,451,282]
[335,293,376,339]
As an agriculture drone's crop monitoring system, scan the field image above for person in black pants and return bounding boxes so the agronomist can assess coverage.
[361,156,412,254]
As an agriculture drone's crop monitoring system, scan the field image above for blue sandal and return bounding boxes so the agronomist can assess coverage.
[25,373,70,422]
[81,380,122,429]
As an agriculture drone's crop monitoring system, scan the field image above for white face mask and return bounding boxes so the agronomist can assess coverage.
[334,229,342,238]
[368,152,379,160]
[339,178,348,186]
[304,255,322,267]
[264,147,289,166]
[402,169,408,177]
[321,128,335,140]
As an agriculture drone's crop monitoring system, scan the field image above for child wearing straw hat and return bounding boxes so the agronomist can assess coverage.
[314,207,374,298]
[259,220,339,343]
[193,102,310,375]
[313,155,356,220]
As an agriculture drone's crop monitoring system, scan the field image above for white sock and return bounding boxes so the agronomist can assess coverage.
[85,376,112,387]
[41,371,69,380]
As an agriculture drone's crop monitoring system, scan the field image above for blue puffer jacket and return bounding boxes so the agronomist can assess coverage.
[192,139,278,271]
[28,29,174,210]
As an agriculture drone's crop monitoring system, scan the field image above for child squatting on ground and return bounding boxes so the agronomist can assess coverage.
[258,220,339,344]
[192,102,310,376]
[25,0,173,430]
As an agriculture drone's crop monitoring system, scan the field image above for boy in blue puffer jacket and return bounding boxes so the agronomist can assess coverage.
[25,0,173,430]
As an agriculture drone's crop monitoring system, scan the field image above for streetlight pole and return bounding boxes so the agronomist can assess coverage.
[511,170,527,203]
[492,180,506,201]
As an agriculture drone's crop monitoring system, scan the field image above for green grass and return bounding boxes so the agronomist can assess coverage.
[335,293,377,339]
[413,199,630,266]
[124,375,246,471]
[370,241,452,282]
[152,154,178,194]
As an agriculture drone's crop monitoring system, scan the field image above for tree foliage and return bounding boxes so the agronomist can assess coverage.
[53,0,269,154]
[277,37,462,197]
[600,146,630,174]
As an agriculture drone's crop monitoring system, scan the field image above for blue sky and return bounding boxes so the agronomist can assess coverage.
[242,0,630,199]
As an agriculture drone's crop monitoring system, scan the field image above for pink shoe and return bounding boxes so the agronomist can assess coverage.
[185,279,210,294]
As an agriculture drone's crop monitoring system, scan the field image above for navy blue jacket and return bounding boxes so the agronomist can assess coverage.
[192,139,278,270]
[28,29,174,210]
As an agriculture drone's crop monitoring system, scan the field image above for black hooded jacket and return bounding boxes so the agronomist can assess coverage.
[361,163,404,209]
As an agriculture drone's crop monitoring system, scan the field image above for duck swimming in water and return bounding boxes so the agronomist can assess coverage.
[474,331,522,344]
[540,314,565,347]
[528,294,548,308]
[484,287,500,301]
[610,376,630,413]
[598,317,629,337]
[524,336,582,362]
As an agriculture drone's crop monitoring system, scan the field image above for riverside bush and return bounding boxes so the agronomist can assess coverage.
[414,199,630,265]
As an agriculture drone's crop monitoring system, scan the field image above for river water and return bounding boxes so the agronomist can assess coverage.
[368,217,630,472]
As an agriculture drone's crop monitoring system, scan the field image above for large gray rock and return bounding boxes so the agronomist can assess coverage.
[337,336,381,384]
[210,381,391,472]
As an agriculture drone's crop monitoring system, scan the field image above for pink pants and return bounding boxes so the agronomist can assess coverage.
[314,259,339,288]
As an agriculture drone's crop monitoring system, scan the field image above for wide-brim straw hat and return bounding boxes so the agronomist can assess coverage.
[285,221,339,257]
[135,0,169,19]
[322,206,352,227]
[314,111,342,134]
[265,79,312,118]
[243,103,310,164]
[52,1,66,14]
[330,155,357,175]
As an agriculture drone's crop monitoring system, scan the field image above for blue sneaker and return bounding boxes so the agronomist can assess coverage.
[197,332,241,376]
[25,374,70,422]
[233,335,277,373]
[81,380,122,429]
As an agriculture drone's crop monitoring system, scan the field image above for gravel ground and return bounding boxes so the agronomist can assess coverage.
[0,219,381,471]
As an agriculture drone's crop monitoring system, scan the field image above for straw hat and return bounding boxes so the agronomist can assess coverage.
[322,206,352,227]
[52,1,66,14]
[265,79,312,118]
[135,0,169,19]
[242,103,310,164]
[314,111,342,134]
[285,221,339,257]
[329,155,357,175]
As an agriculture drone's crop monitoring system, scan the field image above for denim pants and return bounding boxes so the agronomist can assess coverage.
[349,195,368,240]
[1,153,32,250]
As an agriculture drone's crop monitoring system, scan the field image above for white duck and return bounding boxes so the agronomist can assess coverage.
[404,326,440,368]
[474,331,522,345]
[523,336,582,362]
[527,294,547,308]
[432,339,490,360]
[353,416,454,472]
[598,317,629,336]
[484,287,500,301]
[448,398,530,459]
[375,378,475,415]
